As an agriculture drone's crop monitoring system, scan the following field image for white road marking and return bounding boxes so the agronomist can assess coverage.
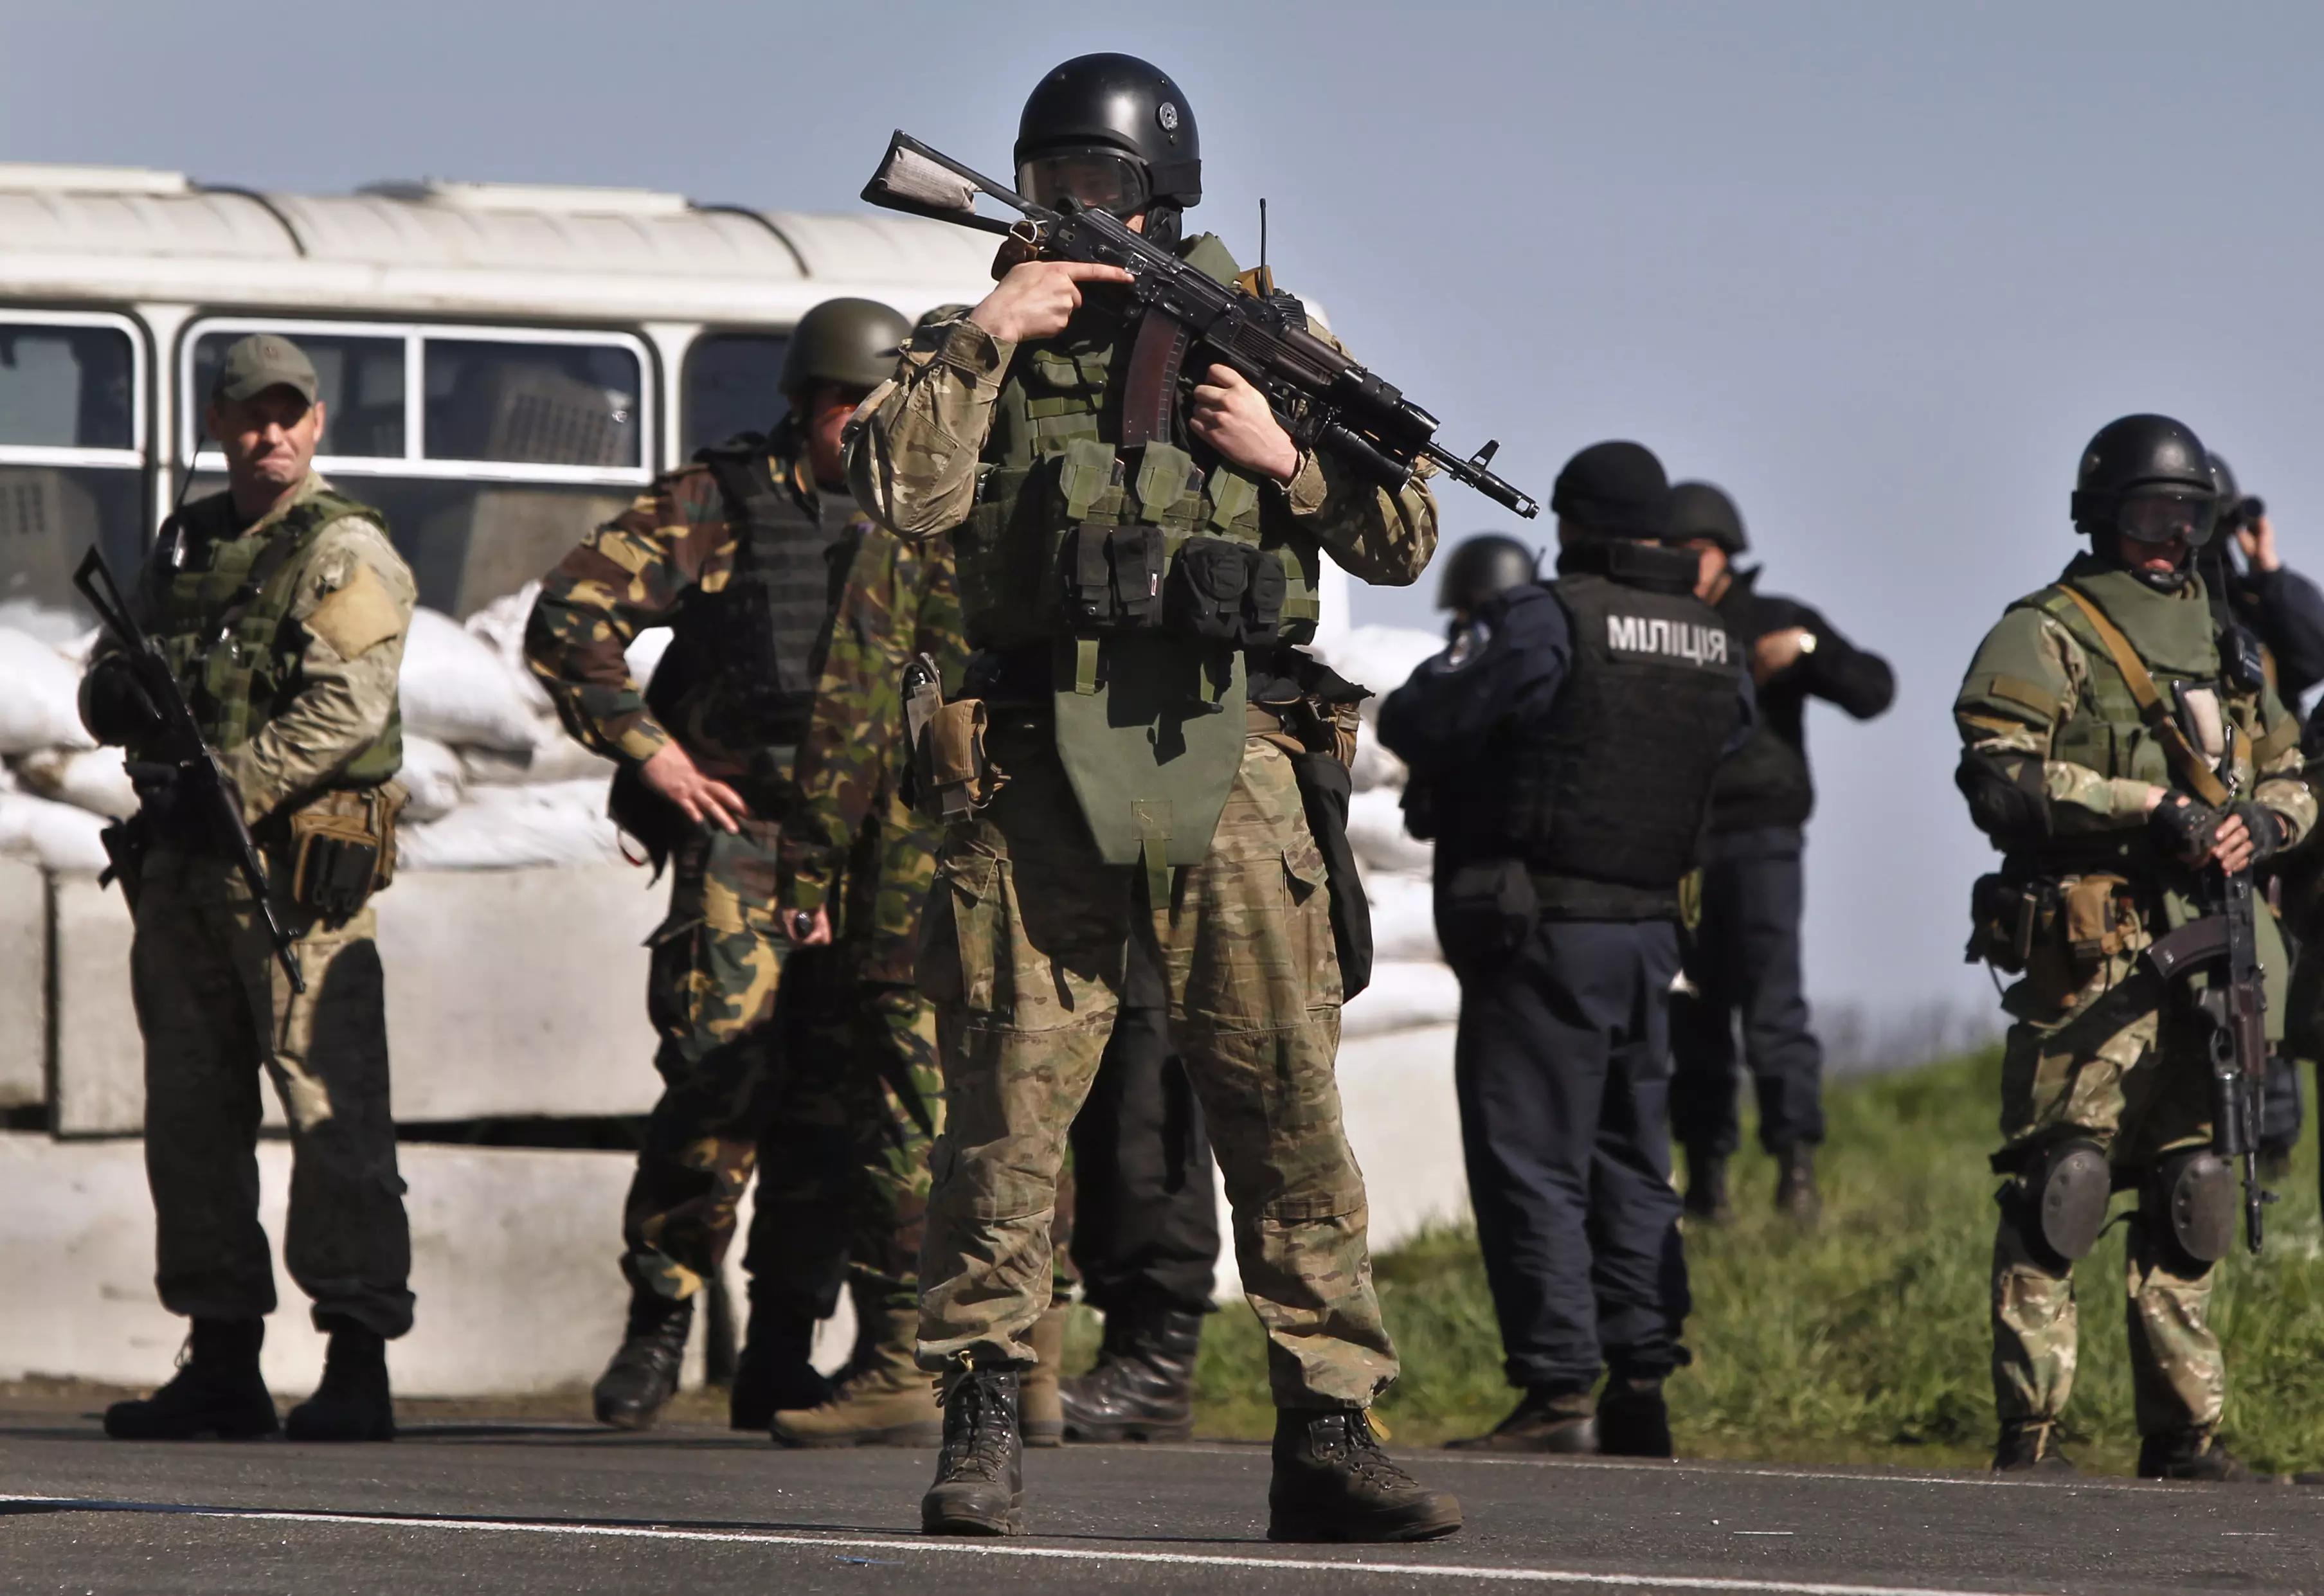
[0,1494,2040,1595]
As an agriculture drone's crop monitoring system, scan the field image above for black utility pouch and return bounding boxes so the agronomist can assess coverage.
[1965,872,2048,973]
[1058,525,1166,632]
[1239,548,1287,647]
[1434,857,1539,970]
[1286,749,1374,998]
[296,832,381,920]
[1164,535,1252,641]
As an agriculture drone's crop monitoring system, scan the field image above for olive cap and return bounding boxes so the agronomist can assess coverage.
[1551,440,1671,540]
[780,297,912,399]
[1668,481,1747,554]
[212,333,318,405]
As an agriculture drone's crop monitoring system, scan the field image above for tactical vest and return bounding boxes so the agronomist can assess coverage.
[1495,571,1738,918]
[647,431,851,771]
[138,486,402,788]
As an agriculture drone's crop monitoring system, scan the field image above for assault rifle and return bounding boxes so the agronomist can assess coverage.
[2141,855,2273,1253]
[860,132,1540,519]
[72,547,305,993]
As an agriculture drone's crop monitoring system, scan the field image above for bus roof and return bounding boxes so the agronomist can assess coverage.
[0,165,996,325]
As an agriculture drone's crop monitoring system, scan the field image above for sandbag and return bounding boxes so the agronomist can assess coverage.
[1342,958,1461,1038]
[0,791,109,872]
[624,627,671,693]
[1366,869,1441,962]
[463,580,556,716]
[397,734,466,823]
[399,608,541,753]
[0,627,96,755]
[13,745,135,820]
[461,733,618,787]
[395,779,623,871]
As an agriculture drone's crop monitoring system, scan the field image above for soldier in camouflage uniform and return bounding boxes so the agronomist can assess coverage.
[525,298,915,1432]
[87,335,415,1444]
[1956,414,2316,1480]
[748,512,969,1447]
[851,55,1461,1541]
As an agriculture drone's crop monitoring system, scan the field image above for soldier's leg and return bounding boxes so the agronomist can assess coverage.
[1668,847,1745,1168]
[265,905,413,1340]
[842,982,944,1314]
[1069,1007,1221,1318]
[1728,829,1825,1158]
[743,946,856,1326]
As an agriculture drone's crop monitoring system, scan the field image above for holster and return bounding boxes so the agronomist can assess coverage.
[288,784,404,923]
[98,812,152,912]
[609,762,695,880]
[912,696,1004,822]
[1434,857,1539,971]
[1248,659,1376,998]
[1965,873,2054,973]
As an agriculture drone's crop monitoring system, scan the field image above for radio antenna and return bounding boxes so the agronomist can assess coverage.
[1259,197,1268,290]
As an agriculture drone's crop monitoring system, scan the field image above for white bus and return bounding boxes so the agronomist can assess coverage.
[0,161,993,620]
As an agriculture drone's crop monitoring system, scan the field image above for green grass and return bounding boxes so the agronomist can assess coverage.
[1104,1048,2324,1474]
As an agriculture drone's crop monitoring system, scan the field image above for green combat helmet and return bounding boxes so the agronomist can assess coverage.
[780,297,913,399]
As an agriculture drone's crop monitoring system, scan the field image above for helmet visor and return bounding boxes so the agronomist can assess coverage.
[1018,150,1149,217]
[2118,492,2218,547]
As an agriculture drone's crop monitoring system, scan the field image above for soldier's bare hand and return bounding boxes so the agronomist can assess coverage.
[969,260,1133,344]
[780,905,831,946]
[640,741,749,834]
[1188,364,1300,483]
[1751,627,1815,685]
[2236,514,2282,573]
[2207,810,2257,874]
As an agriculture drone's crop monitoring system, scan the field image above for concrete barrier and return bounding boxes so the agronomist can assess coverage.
[0,857,41,1109]
[49,864,669,1135]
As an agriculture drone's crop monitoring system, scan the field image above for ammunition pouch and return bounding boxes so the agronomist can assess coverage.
[2146,1151,2237,1269]
[1434,857,1539,971]
[1059,525,1167,632]
[913,697,1004,821]
[1056,525,1287,650]
[2060,872,2135,966]
[1166,536,1284,647]
[1966,873,2054,973]
[287,784,404,923]
[2013,1138,2111,1270]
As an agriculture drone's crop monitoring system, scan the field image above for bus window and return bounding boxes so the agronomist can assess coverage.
[683,332,788,456]
[424,339,640,469]
[0,314,143,618]
[188,330,404,458]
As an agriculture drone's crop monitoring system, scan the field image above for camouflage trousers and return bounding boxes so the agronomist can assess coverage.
[916,726,1394,1408]
[1993,941,2222,1436]
[130,845,413,1338]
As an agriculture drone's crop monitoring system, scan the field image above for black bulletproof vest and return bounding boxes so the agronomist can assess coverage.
[1705,569,1814,832]
[648,431,848,756]
[1498,571,1740,918]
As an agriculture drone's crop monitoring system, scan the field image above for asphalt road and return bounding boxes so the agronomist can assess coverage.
[5,1408,2323,1595]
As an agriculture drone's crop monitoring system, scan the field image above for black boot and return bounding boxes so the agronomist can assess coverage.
[1682,1147,1734,1225]
[286,1318,395,1442]
[1268,1408,1463,1543]
[2138,1427,2251,1482]
[593,1293,692,1431]
[104,1318,277,1441]
[921,1365,1024,1536]
[1059,1305,1203,1443]
[729,1302,830,1431]
[1992,1419,2077,1475]
[1774,1143,1821,1222]
[1597,1376,1673,1458]
[1446,1385,1595,1453]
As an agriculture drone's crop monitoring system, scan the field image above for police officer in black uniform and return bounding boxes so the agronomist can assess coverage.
[1664,482,1894,1222]
[1380,444,1752,1456]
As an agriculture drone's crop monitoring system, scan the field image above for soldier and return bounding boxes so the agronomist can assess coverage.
[1380,451,1752,1458]
[849,53,1462,1541]
[1664,482,1894,1223]
[525,296,914,1432]
[86,334,416,1442]
[1955,414,2314,1479]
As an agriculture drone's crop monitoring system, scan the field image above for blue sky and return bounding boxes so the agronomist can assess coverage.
[10,0,2324,1034]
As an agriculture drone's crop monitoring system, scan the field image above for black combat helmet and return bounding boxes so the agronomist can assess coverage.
[1016,54,1200,243]
[1668,481,1748,555]
[1436,534,1538,611]
[779,298,912,400]
[2209,451,2265,535]
[2069,414,2217,544]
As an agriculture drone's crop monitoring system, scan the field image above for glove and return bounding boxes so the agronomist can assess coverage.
[80,655,163,747]
[2228,800,2288,868]
[2147,793,2222,866]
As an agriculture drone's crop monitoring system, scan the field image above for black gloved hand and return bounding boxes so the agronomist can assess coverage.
[2228,800,2287,868]
[2147,793,2222,866]
[80,654,163,747]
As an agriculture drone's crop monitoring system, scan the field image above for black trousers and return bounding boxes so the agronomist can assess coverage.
[1453,917,1690,1392]
[1068,1005,1221,1316]
[1670,825,1826,1158]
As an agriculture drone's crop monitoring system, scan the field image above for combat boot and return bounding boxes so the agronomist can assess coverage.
[771,1305,941,1448]
[1992,1419,2078,1476]
[2139,1427,2252,1482]
[1020,1304,1068,1448]
[1682,1147,1734,1226]
[1775,1143,1821,1223]
[1446,1385,1596,1453]
[285,1318,396,1442]
[593,1291,692,1431]
[921,1363,1023,1535]
[1596,1376,1673,1458]
[729,1302,830,1431]
[1059,1303,1203,1444]
[1268,1408,1463,1543]
[104,1318,277,1441]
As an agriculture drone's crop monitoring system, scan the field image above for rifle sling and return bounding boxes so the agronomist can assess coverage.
[2058,584,2233,809]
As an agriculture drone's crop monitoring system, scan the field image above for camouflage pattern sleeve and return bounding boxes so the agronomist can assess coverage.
[1956,605,2156,825]
[1270,321,1441,587]
[846,315,1010,542]
[216,515,415,824]
[523,470,727,765]
[2250,679,2317,844]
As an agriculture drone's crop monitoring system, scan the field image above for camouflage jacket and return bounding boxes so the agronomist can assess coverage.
[780,525,969,983]
[524,427,866,776]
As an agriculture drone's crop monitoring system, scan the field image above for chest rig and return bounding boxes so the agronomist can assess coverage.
[960,236,1328,881]
[139,488,402,788]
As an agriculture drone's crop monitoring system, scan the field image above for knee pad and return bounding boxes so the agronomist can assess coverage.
[2017,1139,2111,1268]
[2144,1151,2236,1268]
